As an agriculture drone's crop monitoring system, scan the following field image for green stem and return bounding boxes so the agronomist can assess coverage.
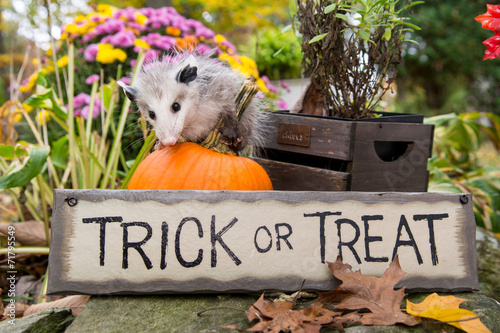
[6,189,25,221]
[37,174,50,246]
[0,247,50,255]
[67,42,79,189]
[38,266,49,304]
[76,117,90,188]
[101,50,146,189]
[24,191,43,222]
[85,80,99,145]
[120,130,157,189]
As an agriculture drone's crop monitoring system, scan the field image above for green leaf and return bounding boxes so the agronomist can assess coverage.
[359,30,371,41]
[308,33,329,44]
[51,136,69,170]
[0,145,15,160]
[335,13,349,22]
[408,1,425,7]
[281,24,292,33]
[383,27,391,40]
[51,99,68,120]
[325,3,336,14]
[102,83,114,112]
[36,72,52,89]
[289,0,298,17]
[24,74,68,120]
[404,22,421,31]
[273,46,285,57]
[0,146,50,189]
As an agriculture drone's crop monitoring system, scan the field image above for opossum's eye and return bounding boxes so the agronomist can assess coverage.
[148,111,156,120]
[172,102,181,113]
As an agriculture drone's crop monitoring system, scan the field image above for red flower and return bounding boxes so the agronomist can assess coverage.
[475,4,500,32]
[476,5,500,60]
[483,33,500,60]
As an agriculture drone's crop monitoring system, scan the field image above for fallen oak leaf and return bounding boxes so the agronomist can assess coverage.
[248,293,294,321]
[0,221,47,246]
[23,295,90,317]
[406,293,491,333]
[225,293,342,333]
[318,256,421,327]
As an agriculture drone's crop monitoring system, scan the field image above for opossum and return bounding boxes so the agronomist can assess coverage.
[118,54,263,151]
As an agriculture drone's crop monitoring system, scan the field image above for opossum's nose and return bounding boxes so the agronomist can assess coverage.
[161,136,179,146]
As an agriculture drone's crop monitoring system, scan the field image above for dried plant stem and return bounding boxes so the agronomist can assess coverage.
[199,78,258,156]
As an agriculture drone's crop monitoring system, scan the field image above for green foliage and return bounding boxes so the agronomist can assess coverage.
[241,26,303,80]
[296,0,421,118]
[397,0,500,115]
[427,112,500,232]
[0,146,49,189]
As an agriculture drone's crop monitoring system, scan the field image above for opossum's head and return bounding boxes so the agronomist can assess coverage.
[118,56,200,147]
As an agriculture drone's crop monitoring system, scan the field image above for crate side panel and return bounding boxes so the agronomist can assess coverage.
[254,158,350,191]
[262,113,355,161]
[351,122,434,192]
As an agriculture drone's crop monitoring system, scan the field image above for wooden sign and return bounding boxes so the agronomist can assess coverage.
[47,190,478,295]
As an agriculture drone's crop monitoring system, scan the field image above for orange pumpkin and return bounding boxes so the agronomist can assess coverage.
[127,142,273,191]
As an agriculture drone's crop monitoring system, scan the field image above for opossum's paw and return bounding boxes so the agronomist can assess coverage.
[154,140,165,150]
[217,127,243,152]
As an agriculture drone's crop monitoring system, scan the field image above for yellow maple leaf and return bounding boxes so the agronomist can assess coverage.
[406,293,490,333]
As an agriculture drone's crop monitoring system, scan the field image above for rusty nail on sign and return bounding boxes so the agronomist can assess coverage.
[66,197,78,207]
[460,194,469,205]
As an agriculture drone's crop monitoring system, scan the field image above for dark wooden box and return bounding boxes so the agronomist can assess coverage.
[255,111,434,192]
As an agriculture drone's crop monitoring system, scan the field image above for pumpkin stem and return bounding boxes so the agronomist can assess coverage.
[199,78,259,156]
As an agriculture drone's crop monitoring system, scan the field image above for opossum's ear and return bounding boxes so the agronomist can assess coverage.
[176,56,198,85]
[117,81,138,102]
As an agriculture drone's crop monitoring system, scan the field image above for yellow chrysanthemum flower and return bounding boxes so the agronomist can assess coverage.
[87,13,105,24]
[74,15,87,23]
[36,110,51,125]
[96,4,114,17]
[56,56,69,68]
[96,43,127,64]
[41,65,54,75]
[136,13,148,25]
[19,72,38,93]
[64,23,79,35]
[215,34,226,45]
[256,78,269,93]
[23,103,34,113]
[134,39,150,49]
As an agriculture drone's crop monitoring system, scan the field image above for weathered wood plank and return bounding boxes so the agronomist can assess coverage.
[253,158,349,191]
[48,190,478,295]
[263,112,355,160]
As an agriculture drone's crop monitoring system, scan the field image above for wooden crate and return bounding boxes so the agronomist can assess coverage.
[255,112,434,192]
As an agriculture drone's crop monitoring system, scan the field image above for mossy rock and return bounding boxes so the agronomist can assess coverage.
[65,291,500,333]
[66,294,258,333]
[0,307,74,333]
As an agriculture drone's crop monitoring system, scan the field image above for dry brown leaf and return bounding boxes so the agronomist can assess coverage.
[226,293,341,333]
[318,256,421,327]
[0,221,47,246]
[223,257,420,332]
[23,295,90,317]
[2,302,30,319]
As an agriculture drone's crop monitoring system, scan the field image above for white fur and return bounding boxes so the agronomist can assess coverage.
[121,53,265,150]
